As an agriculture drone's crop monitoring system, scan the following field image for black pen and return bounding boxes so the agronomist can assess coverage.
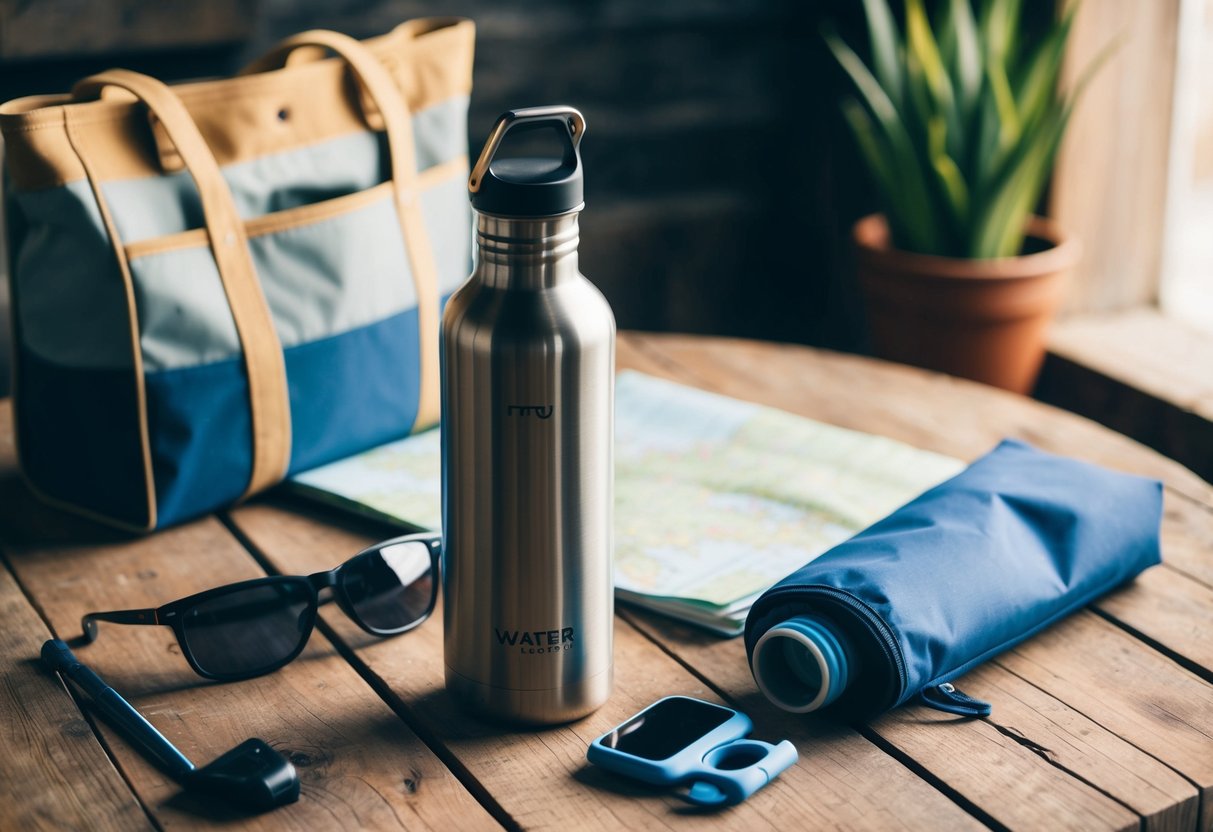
[40,638,299,812]
[41,638,195,777]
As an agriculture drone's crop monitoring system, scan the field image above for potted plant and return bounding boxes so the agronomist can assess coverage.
[826,0,1107,393]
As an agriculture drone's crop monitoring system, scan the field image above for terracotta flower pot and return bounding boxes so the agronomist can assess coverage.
[854,213,1082,394]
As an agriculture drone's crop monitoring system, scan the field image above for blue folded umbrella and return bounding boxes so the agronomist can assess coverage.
[744,439,1162,719]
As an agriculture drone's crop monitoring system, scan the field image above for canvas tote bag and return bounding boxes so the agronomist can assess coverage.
[1,18,474,530]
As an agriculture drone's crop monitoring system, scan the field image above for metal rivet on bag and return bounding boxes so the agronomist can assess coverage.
[277,108,290,122]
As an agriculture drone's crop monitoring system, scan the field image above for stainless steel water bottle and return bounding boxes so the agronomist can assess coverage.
[441,106,614,724]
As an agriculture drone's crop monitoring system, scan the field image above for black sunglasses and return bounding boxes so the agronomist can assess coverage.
[80,532,441,681]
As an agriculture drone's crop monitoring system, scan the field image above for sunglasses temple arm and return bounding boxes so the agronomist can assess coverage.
[81,608,160,643]
[40,639,197,780]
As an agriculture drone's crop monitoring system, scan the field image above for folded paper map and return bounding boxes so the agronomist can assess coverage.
[290,371,963,636]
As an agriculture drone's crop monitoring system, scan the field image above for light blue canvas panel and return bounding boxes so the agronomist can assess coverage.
[420,170,474,296]
[412,94,470,179]
[127,246,241,371]
[101,95,469,244]
[11,179,134,370]
[126,170,469,372]
[249,192,415,354]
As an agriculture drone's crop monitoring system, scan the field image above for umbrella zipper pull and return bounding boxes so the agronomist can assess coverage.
[919,683,992,717]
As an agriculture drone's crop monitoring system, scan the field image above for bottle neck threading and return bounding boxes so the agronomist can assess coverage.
[474,210,581,289]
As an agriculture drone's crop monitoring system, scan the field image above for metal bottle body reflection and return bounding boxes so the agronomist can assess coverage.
[441,206,615,724]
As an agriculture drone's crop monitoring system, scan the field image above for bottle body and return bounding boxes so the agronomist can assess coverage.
[441,211,615,724]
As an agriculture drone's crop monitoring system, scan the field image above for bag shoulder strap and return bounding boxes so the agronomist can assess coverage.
[243,30,442,431]
[73,69,293,498]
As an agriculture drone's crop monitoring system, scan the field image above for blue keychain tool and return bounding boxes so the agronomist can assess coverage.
[586,695,797,807]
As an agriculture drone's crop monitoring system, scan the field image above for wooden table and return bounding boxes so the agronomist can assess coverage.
[2,333,1211,831]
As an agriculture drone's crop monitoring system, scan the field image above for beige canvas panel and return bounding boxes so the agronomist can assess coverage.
[0,18,474,191]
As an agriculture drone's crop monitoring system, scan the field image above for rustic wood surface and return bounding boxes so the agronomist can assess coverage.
[1,332,1211,831]
[1039,309,1213,484]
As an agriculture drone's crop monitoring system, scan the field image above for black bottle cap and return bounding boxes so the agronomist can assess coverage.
[469,106,586,217]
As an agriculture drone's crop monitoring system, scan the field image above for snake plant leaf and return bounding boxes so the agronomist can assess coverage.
[906,0,956,115]
[904,40,934,146]
[971,106,1068,258]
[972,40,1029,199]
[906,0,962,158]
[979,0,1024,68]
[938,0,958,60]
[860,0,905,111]
[927,114,970,233]
[842,98,897,192]
[834,0,1106,259]
[946,0,983,125]
[985,46,1021,155]
[1014,5,1075,134]
[842,98,921,247]
[823,25,941,252]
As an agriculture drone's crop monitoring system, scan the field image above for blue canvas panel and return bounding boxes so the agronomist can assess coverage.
[144,306,429,527]
[16,346,149,527]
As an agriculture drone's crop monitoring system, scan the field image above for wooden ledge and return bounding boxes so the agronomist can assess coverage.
[1037,308,1213,482]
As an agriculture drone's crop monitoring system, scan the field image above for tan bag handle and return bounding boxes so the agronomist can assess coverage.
[243,30,442,431]
[73,69,293,498]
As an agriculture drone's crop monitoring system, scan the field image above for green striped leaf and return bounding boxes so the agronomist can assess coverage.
[824,25,942,252]
[979,0,1024,67]
[841,98,921,246]
[1014,6,1075,133]
[831,0,1107,258]
[906,0,956,115]
[970,106,1067,258]
[860,0,905,110]
[947,0,983,124]
[928,114,970,234]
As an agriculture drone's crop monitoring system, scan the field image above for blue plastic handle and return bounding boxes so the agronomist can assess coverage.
[586,696,797,808]
[680,739,799,807]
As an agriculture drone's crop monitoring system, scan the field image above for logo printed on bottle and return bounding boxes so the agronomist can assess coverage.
[506,404,554,419]
[495,626,575,654]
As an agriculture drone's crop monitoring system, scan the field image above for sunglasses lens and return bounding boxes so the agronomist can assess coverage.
[179,581,313,678]
[341,540,435,632]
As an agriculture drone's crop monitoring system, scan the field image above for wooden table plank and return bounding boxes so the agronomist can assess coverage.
[0,495,499,830]
[0,562,154,832]
[228,500,985,831]
[873,662,1199,832]
[1000,613,1213,831]
[1096,566,1213,682]
[1162,493,1213,589]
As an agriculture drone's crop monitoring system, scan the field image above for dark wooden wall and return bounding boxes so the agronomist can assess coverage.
[1,0,883,398]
